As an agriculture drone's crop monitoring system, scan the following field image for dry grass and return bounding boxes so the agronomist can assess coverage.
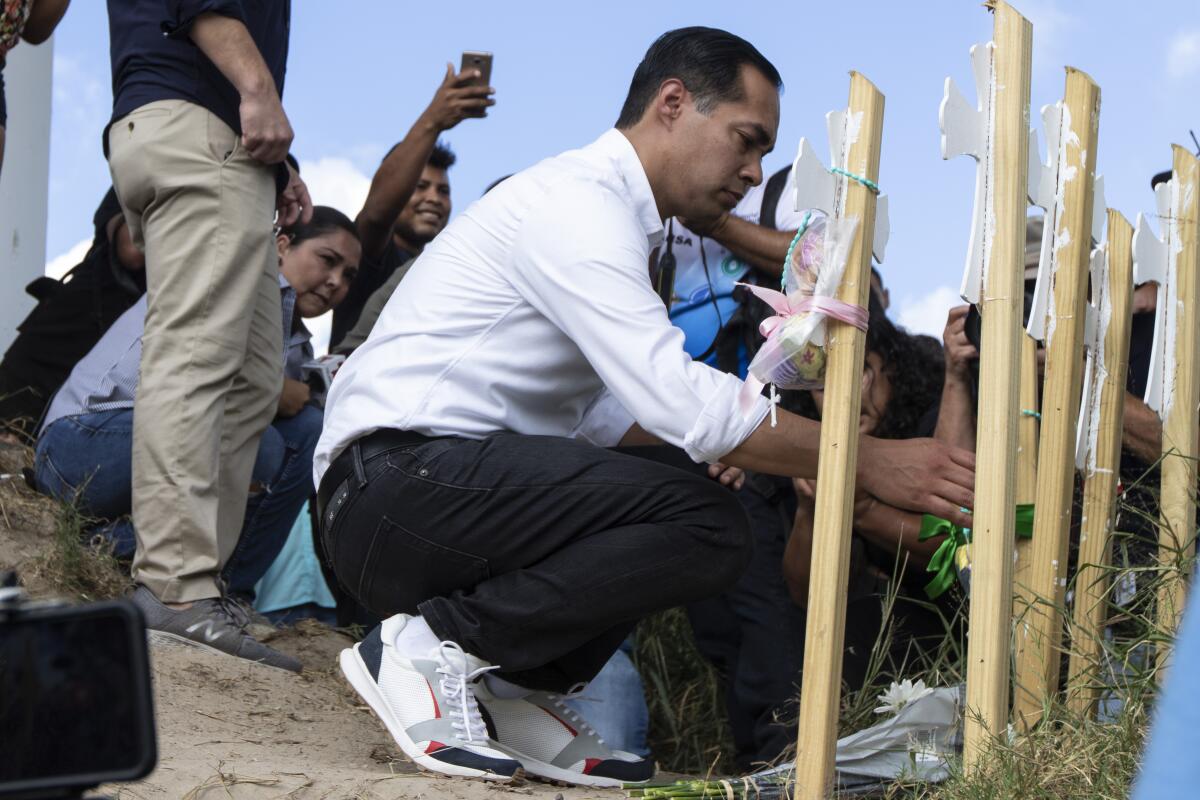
[634,607,737,774]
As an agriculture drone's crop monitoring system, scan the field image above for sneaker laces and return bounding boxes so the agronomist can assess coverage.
[435,641,498,745]
[545,684,606,746]
[208,594,253,636]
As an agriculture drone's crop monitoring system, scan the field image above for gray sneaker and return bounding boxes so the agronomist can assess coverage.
[227,595,281,641]
[132,585,301,673]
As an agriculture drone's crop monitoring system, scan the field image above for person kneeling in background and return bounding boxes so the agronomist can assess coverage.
[33,207,359,673]
[784,293,969,691]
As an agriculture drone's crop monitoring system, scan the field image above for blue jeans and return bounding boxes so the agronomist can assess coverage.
[564,637,650,757]
[34,405,323,600]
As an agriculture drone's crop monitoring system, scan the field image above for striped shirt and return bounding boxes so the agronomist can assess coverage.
[41,273,296,434]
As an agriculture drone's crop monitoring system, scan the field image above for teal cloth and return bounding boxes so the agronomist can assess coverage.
[254,501,336,613]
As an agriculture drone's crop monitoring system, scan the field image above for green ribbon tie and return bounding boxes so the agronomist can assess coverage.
[918,504,1034,599]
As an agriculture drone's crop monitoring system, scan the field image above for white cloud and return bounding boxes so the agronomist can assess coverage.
[895,286,963,338]
[1168,30,1200,80]
[297,157,371,220]
[44,237,92,280]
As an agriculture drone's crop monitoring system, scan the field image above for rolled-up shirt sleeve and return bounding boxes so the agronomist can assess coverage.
[509,179,770,463]
[162,0,246,37]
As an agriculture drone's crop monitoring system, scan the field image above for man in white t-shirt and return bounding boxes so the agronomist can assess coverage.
[315,27,975,787]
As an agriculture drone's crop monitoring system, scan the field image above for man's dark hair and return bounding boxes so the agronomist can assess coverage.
[380,140,457,171]
[615,27,782,129]
[428,141,456,171]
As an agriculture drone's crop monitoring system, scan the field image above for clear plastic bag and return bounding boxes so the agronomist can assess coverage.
[743,213,861,391]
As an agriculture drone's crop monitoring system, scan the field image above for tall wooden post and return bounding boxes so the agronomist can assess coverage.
[1134,148,1200,650]
[940,1,1033,768]
[1066,211,1134,716]
[792,71,885,800]
[1011,333,1042,728]
[1158,148,1200,642]
[1017,68,1102,714]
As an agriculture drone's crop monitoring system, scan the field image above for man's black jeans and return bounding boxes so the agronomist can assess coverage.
[317,429,752,691]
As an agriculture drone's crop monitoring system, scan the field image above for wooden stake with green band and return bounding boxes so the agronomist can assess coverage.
[1017,66,1102,722]
[1066,210,1134,718]
[791,71,885,800]
[939,0,1032,769]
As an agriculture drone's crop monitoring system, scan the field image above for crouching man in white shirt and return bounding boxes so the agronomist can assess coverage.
[314,27,975,787]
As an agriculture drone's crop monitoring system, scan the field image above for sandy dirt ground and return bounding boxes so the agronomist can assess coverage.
[0,443,608,799]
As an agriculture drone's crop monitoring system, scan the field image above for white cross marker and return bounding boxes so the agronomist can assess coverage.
[791,112,890,263]
[939,42,995,304]
[1075,243,1109,470]
[1132,178,1179,420]
[1025,101,1106,343]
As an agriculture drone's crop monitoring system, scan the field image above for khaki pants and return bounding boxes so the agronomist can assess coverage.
[108,99,282,603]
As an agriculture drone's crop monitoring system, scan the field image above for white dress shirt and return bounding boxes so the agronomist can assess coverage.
[313,129,770,486]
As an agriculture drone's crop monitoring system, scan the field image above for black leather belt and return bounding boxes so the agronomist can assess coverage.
[315,428,439,529]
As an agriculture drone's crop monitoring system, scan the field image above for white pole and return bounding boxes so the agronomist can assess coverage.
[0,38,54,353]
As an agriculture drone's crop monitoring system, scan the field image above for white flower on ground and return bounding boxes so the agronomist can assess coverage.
[873,678,935,715]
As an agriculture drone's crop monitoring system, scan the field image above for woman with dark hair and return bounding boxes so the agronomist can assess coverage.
[782,293,965,690]
[32,206,358,672]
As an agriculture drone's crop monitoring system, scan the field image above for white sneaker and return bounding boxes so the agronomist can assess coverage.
[475,684,656,787]
[338,615,521,781]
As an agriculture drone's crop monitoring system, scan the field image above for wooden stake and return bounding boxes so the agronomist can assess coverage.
[1020,67,1101,714]
[1066,210,1134,717]
[938,0,1032,769]
[1157,146,1200,643]
[1011,332,1042,729]
[792,71,885,800]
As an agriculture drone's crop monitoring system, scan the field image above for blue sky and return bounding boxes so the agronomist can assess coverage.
[43,1,1200,344]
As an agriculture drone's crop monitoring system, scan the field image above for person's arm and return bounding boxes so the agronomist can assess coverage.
[510,184,975,529]
[934,305,977,450]
[783,482,816,606]
[722,413,974,527]
[852,494,940,569]
[1123,391,1163,465]
[186,12,292,165]
[21,0,71,44]
[679,212,796,277]
[357,65,494,260]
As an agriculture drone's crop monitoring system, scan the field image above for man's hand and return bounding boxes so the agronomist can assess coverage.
[858,436,974,528]
[278,378,311,418]
[420,63,496,131]
[277,161,313,227]
[707,462,745,491]
[240,87,293,164]
[943,305,978,379]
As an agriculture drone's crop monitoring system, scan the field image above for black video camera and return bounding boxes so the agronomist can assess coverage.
[0,576,157,800]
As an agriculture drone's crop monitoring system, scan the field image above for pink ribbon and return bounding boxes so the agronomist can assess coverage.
[737,283,869,336]
[735,283,869,418]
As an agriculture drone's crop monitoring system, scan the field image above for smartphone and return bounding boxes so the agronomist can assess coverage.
[0,599,157,796]
[460,50,493,87]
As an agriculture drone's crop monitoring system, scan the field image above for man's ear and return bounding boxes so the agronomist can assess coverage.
[654,78,688,129]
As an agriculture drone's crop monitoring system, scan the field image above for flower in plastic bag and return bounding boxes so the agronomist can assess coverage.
[873,678,935,715]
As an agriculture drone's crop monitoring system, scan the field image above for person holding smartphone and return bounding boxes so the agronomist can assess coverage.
[330,60,495,347]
